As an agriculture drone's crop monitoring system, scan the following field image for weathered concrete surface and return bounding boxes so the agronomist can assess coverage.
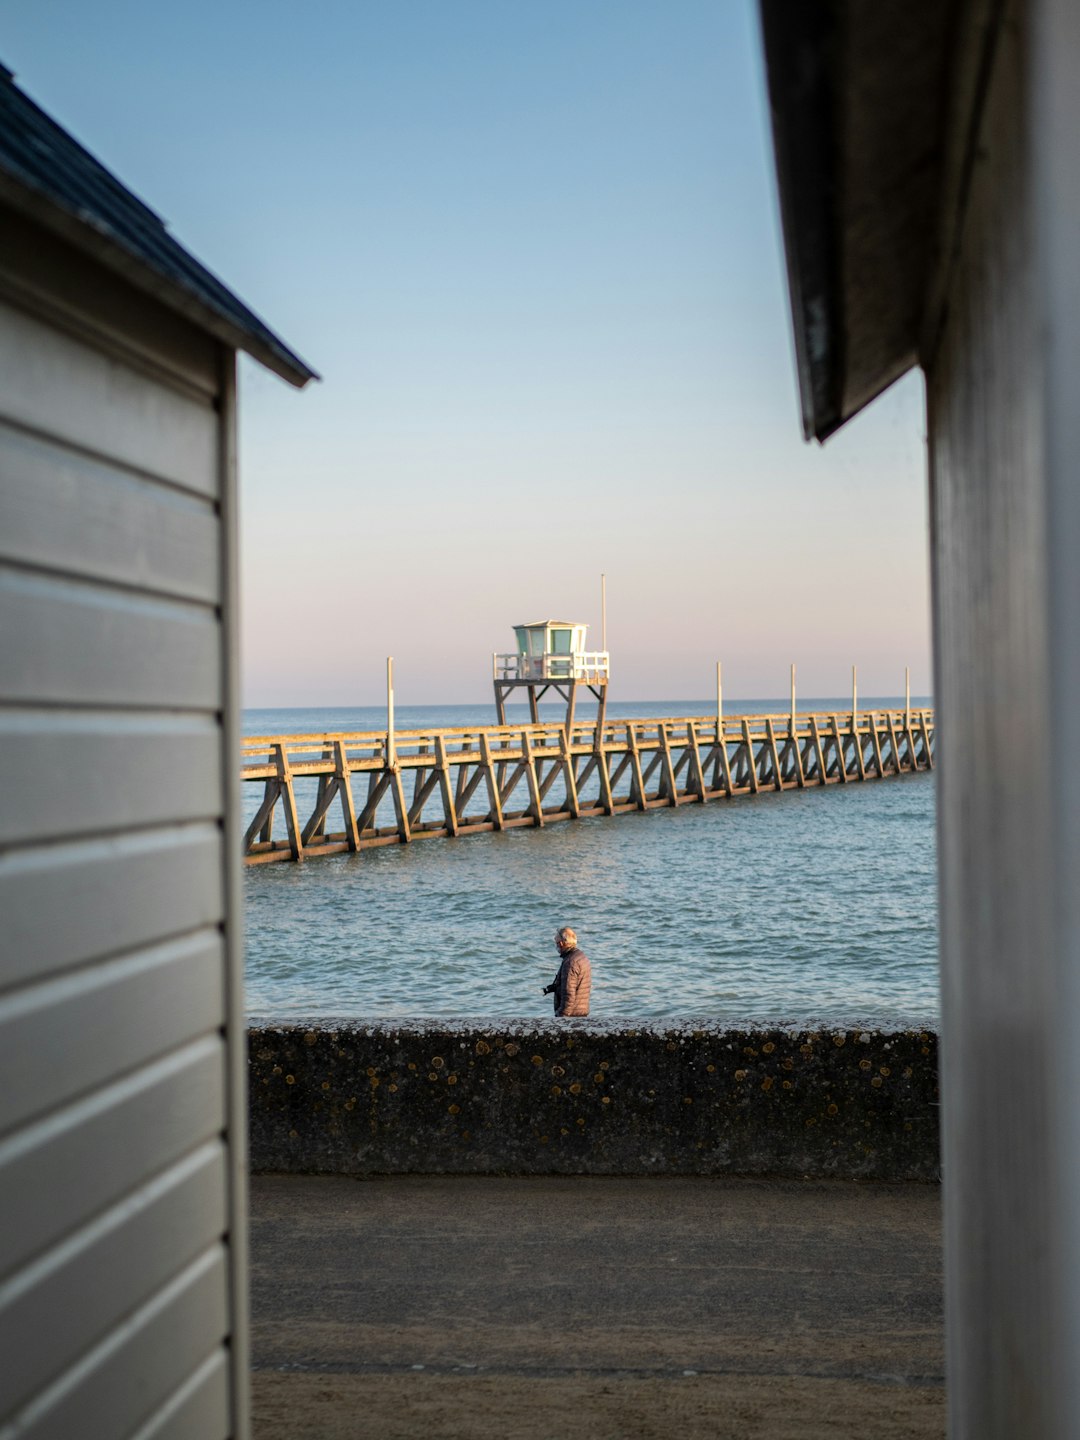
[250,1173,944,1439]
[248,1021,939,1180]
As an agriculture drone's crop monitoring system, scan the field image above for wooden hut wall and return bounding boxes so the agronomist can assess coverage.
[0,206,247,1437]
[925,1,1080,1431]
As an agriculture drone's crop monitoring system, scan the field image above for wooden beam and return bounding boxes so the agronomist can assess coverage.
[627,724,648,810]
[659,724,680,805]
[687,720,708,802]
[868,711,886,777]
[558,728,580,818]
[479,732,505,830]
[830,715,848,783]
[809,715,827,785]
[243,780,281,855]
[741,719,760,794]
[765,718,784,792]
[274,741,304,861]
[431,735,459,837]
[335,740,360,850]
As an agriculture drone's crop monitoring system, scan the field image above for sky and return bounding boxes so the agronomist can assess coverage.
[6,1,932,707]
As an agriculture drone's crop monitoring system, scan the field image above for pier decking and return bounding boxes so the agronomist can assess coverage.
[242,708,934,865]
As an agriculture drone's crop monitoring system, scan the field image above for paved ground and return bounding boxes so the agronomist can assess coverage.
[249,1174,944,1439]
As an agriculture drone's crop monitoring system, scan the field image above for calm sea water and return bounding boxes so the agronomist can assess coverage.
[243,699,938,1025]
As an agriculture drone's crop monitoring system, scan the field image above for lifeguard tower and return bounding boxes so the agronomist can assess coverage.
[493,620,610,729]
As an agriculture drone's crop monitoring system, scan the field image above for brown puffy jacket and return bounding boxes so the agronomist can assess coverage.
[553,948,591,1017]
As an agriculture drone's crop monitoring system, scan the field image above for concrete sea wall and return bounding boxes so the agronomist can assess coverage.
[248,1021,940,1180]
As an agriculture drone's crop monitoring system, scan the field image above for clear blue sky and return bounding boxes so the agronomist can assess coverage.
[6,0,931,705]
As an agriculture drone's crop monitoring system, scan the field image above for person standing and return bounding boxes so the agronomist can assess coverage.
[543,927,591,1017]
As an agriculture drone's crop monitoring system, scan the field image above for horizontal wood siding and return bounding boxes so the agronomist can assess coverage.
[0,420,219,603]
[16,1257,230,1440]
[0,712,222,846]
[0,568,220,709]
[0,296,218,495]
[0,219,240,1437]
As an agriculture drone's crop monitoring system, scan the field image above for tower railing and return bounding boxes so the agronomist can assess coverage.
[494,652,610,682]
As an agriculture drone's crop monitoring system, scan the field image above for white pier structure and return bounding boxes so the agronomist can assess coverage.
[493,620,610,728]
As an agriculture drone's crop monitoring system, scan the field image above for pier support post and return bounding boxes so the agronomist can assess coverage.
[275,741,303,861]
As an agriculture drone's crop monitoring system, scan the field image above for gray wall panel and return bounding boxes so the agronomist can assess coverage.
[0,1037,226,1279]
[0,421,219,603]
[0,827,223,993]
[0,176,245,1437]
[0,567,220,710]
[15,1251,229,1440]
[0,297,217,495]
[128,1351,230,1440]
[0,712,221,846]
[0,1143,227,1418]
[0,935,223,1138]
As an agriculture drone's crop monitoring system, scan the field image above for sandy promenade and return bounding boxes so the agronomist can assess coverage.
[249,1174,944,1439]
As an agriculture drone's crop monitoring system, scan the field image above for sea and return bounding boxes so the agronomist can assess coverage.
[243,698,938,1027]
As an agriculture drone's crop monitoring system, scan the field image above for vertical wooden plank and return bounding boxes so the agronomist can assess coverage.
[626,724,647,810]
[594,726,614,814]
[558,729,580,818]
[886,712,904,774]
[809,715,827,786]
[389,763,412,844]
[521,730,545,827]
[687,720,708,802]
[741,719,760,794]
[852,713,867,781]
[412,742,430,820]
[274,742,304,861]
[791,715,807,788]
[479,733,504,830]
[717,717,734,796]
[830,715,849,784]
[435,735,459,836]
[921,712,935,770]
[659,723,680,805]
[869,711,886,777]
[765,718,784,791]
[334,740,359,850]
[903,709,918,772]
[216,347,250,1440]
[456,740,471,807]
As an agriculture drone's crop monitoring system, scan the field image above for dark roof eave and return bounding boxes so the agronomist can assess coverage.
[759,0,955,444]
[759,0,845,443]
[0,168,318,388]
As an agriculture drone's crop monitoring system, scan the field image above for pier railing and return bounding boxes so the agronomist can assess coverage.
[241,708,934,865]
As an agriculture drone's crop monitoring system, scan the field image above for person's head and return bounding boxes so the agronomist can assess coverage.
[554,926,577,954]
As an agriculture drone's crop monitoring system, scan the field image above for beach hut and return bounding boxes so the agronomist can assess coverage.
[759,1,1080,1432]
[0,64,315,1437]
[494,619,609,728]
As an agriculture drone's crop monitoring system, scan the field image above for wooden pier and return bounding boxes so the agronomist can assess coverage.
[242,708,935,865]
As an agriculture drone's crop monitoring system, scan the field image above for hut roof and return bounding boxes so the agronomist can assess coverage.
[515,620,583,630]
[0,62,317,388]
[758,0,960,441]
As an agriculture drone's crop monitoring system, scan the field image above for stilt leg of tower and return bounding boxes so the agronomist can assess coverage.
[594,683,608,732]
